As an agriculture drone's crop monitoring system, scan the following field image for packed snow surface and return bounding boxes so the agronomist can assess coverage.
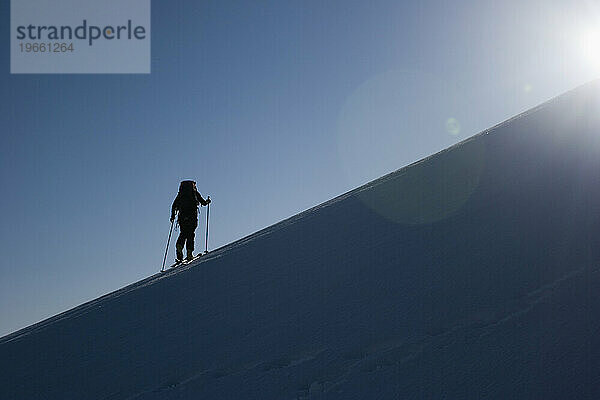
[3,81,600,399]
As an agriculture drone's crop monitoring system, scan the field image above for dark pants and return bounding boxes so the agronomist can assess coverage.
[176,220,197,259]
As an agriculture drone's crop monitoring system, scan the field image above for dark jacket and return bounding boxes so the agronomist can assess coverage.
[171,181,208,224]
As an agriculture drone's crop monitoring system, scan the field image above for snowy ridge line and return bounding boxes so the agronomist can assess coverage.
[0,244,237,344]
[0,252,214,344]
[0,80,592,345]
[0,241,237,344]
[0,271,161,344]
[196,78,590,256]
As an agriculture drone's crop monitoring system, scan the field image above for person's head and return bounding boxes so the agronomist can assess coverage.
[179,180,196,193]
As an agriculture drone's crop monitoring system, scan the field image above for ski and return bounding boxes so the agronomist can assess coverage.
[183,253,204,265]
[164,253,204,270]
[167,260,183,270]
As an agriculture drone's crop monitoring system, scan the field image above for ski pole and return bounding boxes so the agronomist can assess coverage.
[205,197,210,254]
[161,218,175,272]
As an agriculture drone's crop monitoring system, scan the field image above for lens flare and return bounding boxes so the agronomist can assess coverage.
[579,28,600,69]
[445,118,461,135]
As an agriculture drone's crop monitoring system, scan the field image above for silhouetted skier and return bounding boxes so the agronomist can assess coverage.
[171,180,210,262]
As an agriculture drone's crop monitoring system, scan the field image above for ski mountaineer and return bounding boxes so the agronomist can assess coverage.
[170,180,210,262]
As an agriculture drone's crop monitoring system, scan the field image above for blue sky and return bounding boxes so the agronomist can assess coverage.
[1,0,600,336]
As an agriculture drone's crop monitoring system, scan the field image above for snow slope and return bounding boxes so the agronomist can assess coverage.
[3,81,600,399]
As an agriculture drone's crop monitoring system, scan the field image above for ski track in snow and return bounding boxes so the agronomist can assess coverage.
[117,263,597,400]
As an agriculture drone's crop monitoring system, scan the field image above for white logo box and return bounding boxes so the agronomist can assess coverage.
[11,0,150,74]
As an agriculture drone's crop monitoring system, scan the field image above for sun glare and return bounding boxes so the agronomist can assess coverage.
[579,28,600,69]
